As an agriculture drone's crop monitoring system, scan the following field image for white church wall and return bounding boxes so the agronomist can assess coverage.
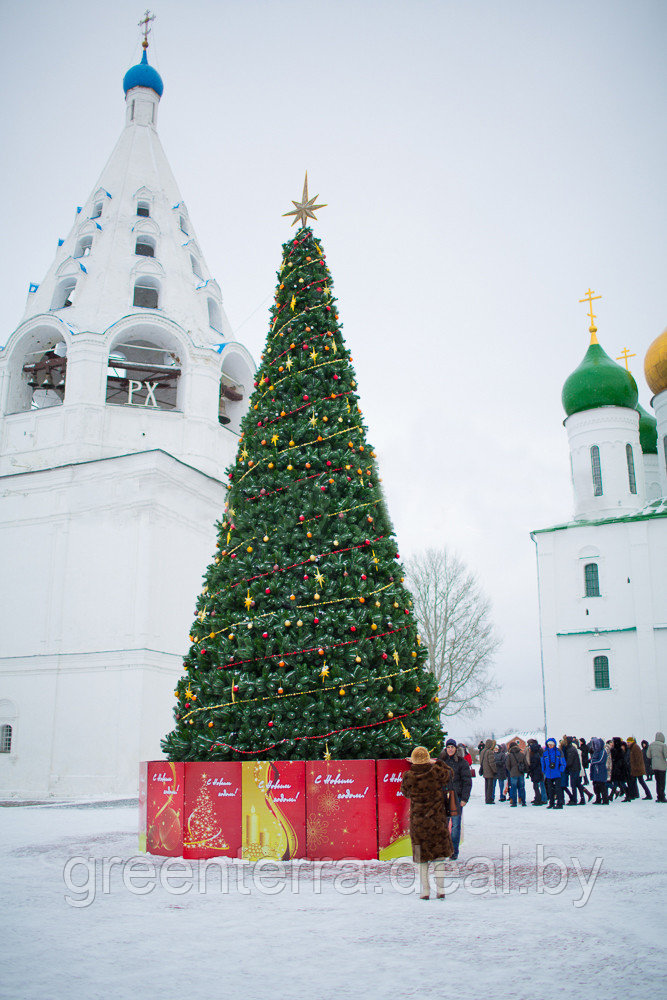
[535,516,667,739]
[0,450,228,796]
[565,406,644,520]
[653,389,667,496]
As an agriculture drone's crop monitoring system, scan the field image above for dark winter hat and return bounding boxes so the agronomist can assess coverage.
[445,739,458,748]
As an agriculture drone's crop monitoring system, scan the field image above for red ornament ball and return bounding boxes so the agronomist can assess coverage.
[361,574,367,581]
[200,649,207,655]
[382,653,388,660]
[262,632,268,638]
[265,588,271,594]
[303,394,309,401]
[268,720,274,727]
[333,374,339,381]
[299,515,305,522]
[326,461,332,467]
[313,617,319,624]
[233,685,239,693]
[350,625,356,632]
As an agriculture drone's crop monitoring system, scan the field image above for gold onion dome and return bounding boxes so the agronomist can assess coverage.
[562,329,638,417]
[644,327,667,397]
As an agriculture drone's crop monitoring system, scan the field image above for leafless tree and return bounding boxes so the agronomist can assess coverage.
[405,548,501,719]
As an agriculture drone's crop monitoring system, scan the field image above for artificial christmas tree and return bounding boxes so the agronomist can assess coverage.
[162,185,443,762]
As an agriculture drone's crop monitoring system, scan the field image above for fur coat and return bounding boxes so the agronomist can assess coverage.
[400,759,454,863]
[628,741,645,777]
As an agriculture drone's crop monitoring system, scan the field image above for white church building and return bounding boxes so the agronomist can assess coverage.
[531,311,667,739]
[0,41,254,797]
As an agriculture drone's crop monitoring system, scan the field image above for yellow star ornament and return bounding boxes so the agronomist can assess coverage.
[283,172,327,229]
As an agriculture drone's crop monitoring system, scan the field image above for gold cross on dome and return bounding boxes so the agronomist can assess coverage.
[139,10,156,48]
[579,288,602,339]
[616,347,636,372]
[283,173,327,229]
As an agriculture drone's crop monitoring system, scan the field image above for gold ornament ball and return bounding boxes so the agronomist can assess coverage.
[263,535,269,542]
[387,711,394,718]
[285,620,291,627]
[355,655,361,663]
[339,687,346,696]
[314,593,320,601]
[387,685,393,692]
[297,619,303,627]
[247,622,253,629]
[645,327,667,395]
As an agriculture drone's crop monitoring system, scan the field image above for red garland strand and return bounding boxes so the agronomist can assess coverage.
[226,534,386,588]
[215,623,410,671]
[252,391,354,428]
[207,702,428,756]
[265,330,335,368]
[242,465,348,502]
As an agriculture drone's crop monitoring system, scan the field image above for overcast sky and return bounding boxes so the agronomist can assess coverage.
[1,0,665,738]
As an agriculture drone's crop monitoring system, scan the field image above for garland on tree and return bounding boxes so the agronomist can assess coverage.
[162,224,443,761]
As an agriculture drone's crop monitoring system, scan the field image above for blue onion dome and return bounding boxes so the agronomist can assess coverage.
[123,48,164,98]
[562,331,638,417]
[636,403,658,454]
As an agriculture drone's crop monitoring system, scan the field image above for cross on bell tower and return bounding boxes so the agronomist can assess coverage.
[139,9,156,49]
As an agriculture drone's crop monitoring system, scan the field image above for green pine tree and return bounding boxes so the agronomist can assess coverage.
[162,225,443,761]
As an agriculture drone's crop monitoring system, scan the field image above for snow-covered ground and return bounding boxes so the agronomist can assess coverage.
[1,779,665,1000]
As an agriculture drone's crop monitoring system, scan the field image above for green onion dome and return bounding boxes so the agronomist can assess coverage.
[562,331,639,417]
[637,403,658,454]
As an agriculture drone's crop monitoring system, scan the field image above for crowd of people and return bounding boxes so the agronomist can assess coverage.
[477,732,667,809]
[399,731,666,898]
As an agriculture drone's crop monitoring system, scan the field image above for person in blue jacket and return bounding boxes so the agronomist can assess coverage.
[541,738,567,809]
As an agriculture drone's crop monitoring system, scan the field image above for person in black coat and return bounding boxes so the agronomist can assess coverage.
[641,739,653,781]
[610,737,629,800]
[438,739,472,861]
[579,738,590,782]
[526,739,547,805]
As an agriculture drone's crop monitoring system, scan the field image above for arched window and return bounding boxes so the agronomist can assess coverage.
[106,337,181,411]
[91,202,103,219]
[590,445,603,496]
[135,236,156,258]
[191,255,203,280]
[74,235,93,258]
[625,444,637,494]
[133,277,160,309]
[208,298,222,332]
[179,215,189,235]
[584,563,600,597]
[593,655,610,689]
[51,278,76,310]
[0,724,12,753]
[137,201,150,218]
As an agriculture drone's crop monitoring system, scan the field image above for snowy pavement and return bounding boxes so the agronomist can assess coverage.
[1,780,666,1000]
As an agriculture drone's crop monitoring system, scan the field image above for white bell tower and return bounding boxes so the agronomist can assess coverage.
[0,25,254,798]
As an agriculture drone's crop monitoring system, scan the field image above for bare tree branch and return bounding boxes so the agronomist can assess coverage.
[405,548,501,719]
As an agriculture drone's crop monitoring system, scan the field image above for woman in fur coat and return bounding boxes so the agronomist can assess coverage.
[401,746,454,899]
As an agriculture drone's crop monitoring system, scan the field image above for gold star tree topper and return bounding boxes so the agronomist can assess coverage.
[283,173,327,228]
